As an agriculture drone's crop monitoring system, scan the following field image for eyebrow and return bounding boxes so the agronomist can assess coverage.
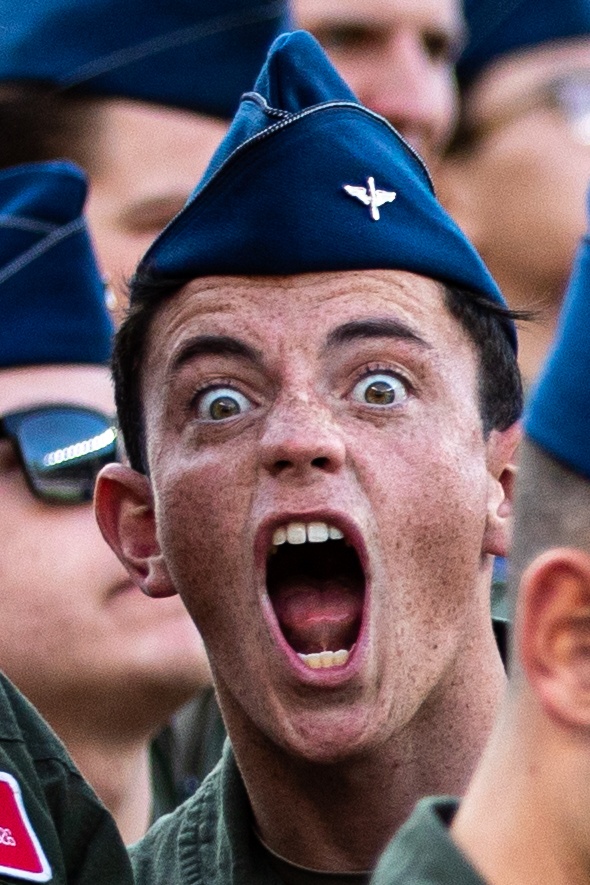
[169,335,265,377]
[325,318,432,350]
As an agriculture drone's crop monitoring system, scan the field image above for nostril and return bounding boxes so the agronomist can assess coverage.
[275,459,291,472]
[311,457,330,469]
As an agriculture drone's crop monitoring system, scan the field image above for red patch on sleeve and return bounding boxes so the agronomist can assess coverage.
[0,773,51,881]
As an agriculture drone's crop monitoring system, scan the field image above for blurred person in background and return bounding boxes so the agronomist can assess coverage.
[442,0,590,385]
[0,0,289,319]
[372,191,590,885]
[292,0,466,168]
[0,0,290,797]
[0,160,211,843]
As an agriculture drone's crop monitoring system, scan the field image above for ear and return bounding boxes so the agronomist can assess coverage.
[482,421,521,557]
[518,548,590,729]
[94,463,177,598]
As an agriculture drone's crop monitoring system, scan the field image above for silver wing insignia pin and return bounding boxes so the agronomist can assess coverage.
[343,176,396,221]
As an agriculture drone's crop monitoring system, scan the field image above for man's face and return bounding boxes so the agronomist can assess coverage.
[443,40,590,307]
[136,270,505,762]
[0,364,209,723]
[84,99,228,320]
[293,0,464,165]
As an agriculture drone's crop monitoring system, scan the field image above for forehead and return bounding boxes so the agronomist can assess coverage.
[465,37,590,123]
[91,98,228,199]
[143,269,468,383]
[294,0,462,35]
[0,365,114,415]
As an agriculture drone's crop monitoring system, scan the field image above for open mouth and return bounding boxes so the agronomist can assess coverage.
[266,521,365,671]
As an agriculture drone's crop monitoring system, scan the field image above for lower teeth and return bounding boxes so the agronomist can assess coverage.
[297,648,350,669]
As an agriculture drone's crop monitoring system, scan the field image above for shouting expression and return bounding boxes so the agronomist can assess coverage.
[99,269,511,761]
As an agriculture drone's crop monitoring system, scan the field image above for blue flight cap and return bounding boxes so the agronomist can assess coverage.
[0,0,291,120]
[525,190,590,479]
[0,161,113,369]
[458,0,590,90]
[138,30,516,351]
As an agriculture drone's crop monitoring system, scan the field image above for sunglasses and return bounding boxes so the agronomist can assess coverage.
[0,404,119,504]
[456,69,590,148]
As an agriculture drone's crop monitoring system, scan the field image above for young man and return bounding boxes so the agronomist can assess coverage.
[292,0,466,167]
[442,0,590,384]
[0,160,210,843]
[0,0,289,315]
[96,32,522,881]
[371,193,590,885]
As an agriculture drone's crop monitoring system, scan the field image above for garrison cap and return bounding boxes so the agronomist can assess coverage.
[0,161,113,369]
[525,191,590,479]
[138,30,516,350]
[0,0,291,120]
[458,0,590,89]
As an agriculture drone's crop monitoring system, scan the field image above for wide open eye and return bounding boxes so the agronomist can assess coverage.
[196,387,253,421]
[351,372,409,407]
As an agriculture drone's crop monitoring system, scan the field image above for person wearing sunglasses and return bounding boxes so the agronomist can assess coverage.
[441,0,590,387]
[292,0,466,171]
[0,160,212,844]
[0,0,290,323]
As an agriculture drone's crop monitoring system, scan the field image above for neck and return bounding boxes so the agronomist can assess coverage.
[27,676,194,843]
[58,726,153,844]
[41,694,159,844]
[219,624,505,872]
[452,692,589,885]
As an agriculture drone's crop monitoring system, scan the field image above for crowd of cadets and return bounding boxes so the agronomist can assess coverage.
[0,1,588,884]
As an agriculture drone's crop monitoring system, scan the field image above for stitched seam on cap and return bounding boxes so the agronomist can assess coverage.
[0,217,85,285]
[0,216,58,234]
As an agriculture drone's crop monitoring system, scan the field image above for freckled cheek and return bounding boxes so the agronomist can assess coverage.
[357,436,488,598]
[371,484,488,703]
[154,456,256,630]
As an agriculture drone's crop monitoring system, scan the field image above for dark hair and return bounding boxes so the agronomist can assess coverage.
[113,271,525,474]
[0,81,100,172]
[443,286,524,435]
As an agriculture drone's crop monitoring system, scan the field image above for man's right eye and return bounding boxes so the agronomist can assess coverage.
[196,387,254,421]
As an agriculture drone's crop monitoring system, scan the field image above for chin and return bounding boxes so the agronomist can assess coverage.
[271,701,390,766]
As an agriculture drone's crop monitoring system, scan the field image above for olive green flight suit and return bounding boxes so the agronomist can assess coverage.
[0,672,133,884]
[371,798,486,885]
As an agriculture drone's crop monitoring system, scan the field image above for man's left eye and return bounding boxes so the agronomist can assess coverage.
[351,372,409,406]
[197,387,253,421]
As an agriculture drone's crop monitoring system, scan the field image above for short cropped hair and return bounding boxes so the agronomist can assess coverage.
[112,273,525,474]
[509,439,590,614]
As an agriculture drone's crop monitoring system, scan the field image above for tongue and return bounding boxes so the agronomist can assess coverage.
[271,578,363,654]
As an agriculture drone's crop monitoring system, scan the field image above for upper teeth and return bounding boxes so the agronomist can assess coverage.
[272,522,344,547]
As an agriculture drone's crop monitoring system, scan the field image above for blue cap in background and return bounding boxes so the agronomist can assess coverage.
[0,0,291,120]
[138,30,516,351]
[0,161,113,369]
[458,0,590,90]
[525,189,590,479]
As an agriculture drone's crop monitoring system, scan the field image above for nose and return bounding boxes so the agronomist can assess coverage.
[259,396,346,480]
